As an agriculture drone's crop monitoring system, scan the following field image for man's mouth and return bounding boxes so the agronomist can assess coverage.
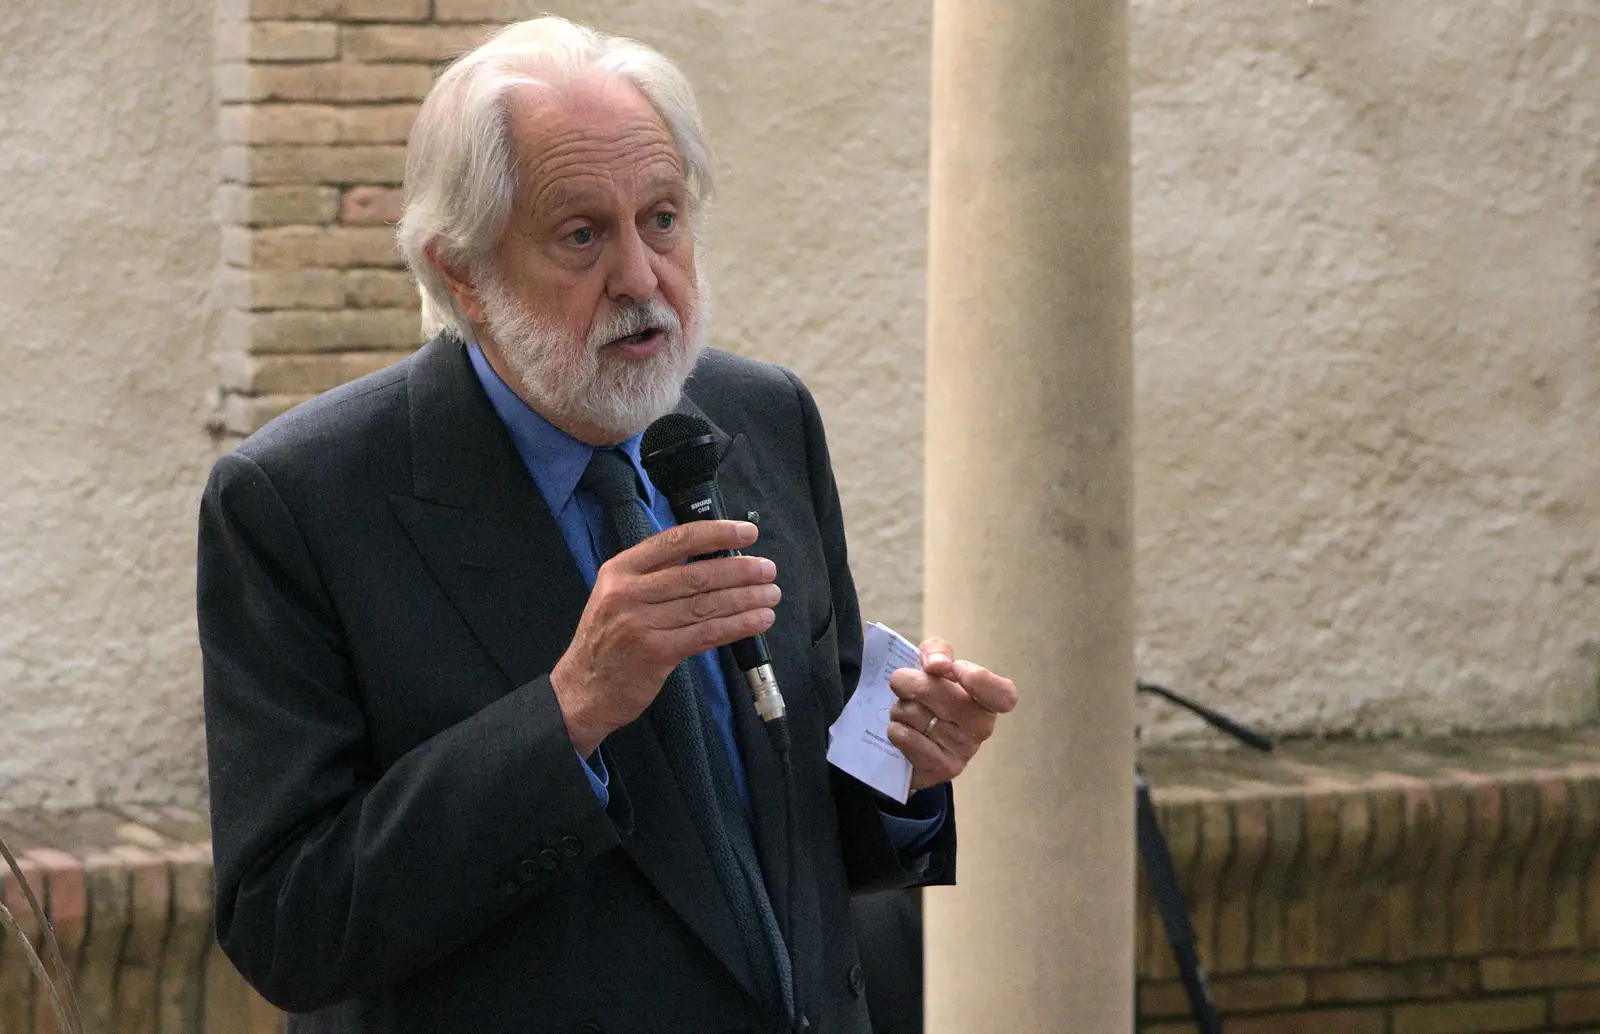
[608,327,665,359]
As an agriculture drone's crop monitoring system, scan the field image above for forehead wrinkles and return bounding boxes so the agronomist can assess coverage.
[517,109,684,212]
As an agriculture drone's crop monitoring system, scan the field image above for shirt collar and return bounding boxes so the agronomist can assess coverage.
[465,341,658,515]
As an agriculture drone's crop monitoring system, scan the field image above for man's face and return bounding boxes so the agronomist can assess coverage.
[472,75,705,444]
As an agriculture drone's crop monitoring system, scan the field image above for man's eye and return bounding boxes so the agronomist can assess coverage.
[568,227,596,246]
[651,211,675,231]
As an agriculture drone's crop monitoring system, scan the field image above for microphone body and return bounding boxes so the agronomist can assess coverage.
[641,417,787,729]
[659,473,786,725]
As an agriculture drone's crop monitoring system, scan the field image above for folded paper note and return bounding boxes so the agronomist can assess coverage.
[826,621,920,803]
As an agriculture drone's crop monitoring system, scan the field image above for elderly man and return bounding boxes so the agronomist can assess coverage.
[199,17,1015,1034]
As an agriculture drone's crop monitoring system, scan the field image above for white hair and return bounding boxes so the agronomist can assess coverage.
[397,16,715,341]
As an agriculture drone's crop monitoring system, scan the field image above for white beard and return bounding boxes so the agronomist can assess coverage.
[476,272,709,443]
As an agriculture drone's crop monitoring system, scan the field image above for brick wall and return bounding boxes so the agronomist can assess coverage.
[1135,730,1600,1032]
[0,807,270,1034]
[3,732,1598,1032]
[214,0,522,436]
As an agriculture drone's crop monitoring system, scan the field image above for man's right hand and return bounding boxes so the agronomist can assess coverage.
[550,519,779,756]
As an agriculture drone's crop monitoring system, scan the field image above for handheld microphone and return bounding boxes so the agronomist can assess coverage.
[641,413,787,731]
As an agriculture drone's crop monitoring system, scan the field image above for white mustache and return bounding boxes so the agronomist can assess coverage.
[593,300,681,348]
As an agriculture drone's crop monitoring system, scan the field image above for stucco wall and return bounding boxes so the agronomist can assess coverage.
[1,0,1595,811]
[0,0,218,808]
[1131,0,1600,740]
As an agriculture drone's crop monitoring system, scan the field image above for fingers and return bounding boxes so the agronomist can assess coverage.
[888,700,982,758]
[919,636,957,680]
[889,666,998,741]
[587,526,781,674]
[896,646,1017,720]
[649,581,782,630]
[953,660,1019,715]
[553,521,775,750]
[617,520,759,574]
[886,718,964,790]
[632,553,776,604]
[660,605,776,659]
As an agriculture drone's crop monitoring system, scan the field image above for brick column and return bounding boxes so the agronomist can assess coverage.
[213,0,500,435]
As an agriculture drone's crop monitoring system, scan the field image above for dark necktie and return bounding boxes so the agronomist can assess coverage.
[578,448,794,1022]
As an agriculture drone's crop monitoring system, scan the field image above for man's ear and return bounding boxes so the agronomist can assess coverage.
[424,243,488,324]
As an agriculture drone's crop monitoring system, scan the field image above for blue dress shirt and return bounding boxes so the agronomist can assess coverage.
[465,342,944,854]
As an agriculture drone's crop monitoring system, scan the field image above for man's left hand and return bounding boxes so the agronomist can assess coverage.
[886,637,1018,793]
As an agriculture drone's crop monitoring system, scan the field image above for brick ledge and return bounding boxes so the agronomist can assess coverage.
[1137,727,1600,1033]
[2,729,1599,1033]
[0,804,279,1034]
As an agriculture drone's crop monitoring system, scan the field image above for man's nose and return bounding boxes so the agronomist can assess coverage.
[605,224,659,307]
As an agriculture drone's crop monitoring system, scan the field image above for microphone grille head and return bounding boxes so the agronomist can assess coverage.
[641,413,720,492]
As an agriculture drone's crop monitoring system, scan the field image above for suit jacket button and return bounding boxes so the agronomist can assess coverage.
[539,847,561,871]
[560,834,583,858]
[847,962,866,998]
[518,858,540,883]
[499,879,520,897]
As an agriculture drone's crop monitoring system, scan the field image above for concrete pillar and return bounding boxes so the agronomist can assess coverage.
[922,0,1135,1030]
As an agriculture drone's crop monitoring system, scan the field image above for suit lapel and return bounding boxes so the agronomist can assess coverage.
[389,335,589,688]
[706,431,797,943]
[389,336,762,1004]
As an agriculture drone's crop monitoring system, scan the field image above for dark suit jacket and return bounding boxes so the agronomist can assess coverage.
[198,335,956,1034]
[850,891,924,1034]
